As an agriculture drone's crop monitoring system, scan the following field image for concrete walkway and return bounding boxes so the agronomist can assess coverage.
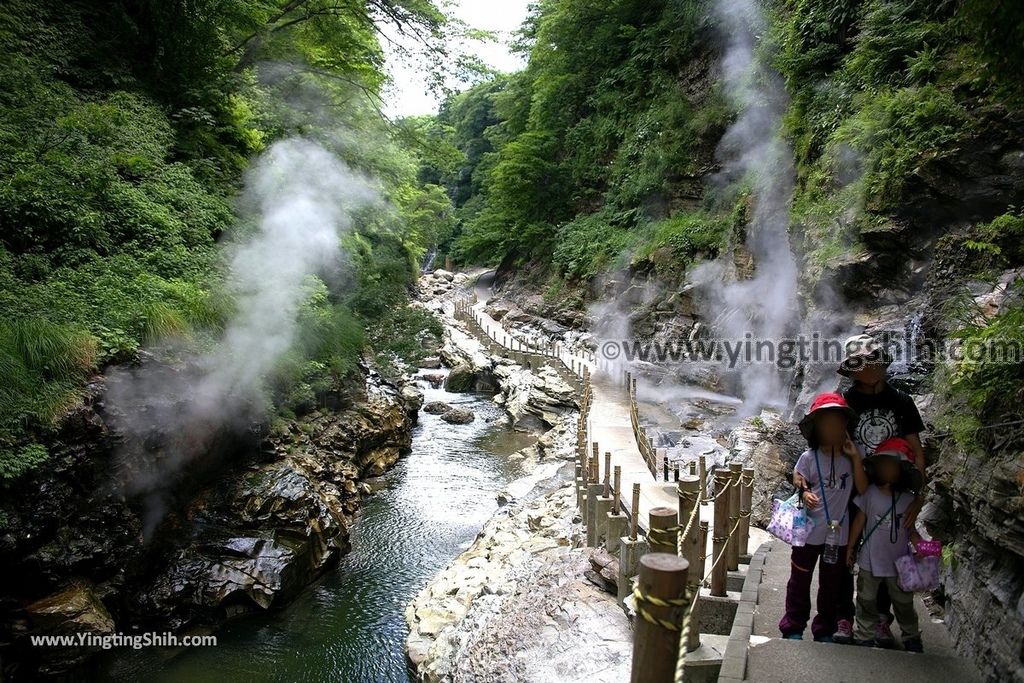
[463,289,677,536]
[743,540,982,682]
[458,282,769,577]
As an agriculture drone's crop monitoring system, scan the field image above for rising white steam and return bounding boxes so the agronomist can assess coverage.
[692,0,801,414]
[106,138,380,533]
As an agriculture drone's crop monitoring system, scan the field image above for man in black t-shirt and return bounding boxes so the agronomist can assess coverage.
[844,383,925,456]
[839,334,926,482]
[835,333,927,648]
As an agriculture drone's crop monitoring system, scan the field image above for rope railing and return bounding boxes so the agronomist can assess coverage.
[625,372,658,477]
[627,465,755,683]
[452,295,591,393]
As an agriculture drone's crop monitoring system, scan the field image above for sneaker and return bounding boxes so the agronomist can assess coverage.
[783,632,804,640]
[903,635,924,653]
[814,635,834,643]
[875,619,896,648]
[833,619,854,644]
[854,638,877,647]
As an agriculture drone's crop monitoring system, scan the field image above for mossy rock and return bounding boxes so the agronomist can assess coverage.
[443,365,476,393]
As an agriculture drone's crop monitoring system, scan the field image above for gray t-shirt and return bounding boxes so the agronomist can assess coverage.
[794,448,855,546]
[853,486,913,577]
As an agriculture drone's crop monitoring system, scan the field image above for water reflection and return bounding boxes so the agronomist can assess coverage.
[101,375,535,682]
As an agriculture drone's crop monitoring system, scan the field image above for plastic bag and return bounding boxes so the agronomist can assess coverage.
[896,552,941,592]
[767,494,814,547]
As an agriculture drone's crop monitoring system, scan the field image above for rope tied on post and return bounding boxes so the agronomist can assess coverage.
[675,489,701,557]
[632,585,695,632]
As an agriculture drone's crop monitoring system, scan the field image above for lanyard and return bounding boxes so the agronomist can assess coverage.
[814,449,847,530]
[862,492,903,547]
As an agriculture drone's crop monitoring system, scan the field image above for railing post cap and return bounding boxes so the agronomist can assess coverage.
[639,552,689,573]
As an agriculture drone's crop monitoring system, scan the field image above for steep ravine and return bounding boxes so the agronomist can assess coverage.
[1,269,587,681]
[100,370,540,682]
[0,357,419,679]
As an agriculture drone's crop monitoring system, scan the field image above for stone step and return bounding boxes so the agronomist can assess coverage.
[733,540,985,683]
[743,638,983,683]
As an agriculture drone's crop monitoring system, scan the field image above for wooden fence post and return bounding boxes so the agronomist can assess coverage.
[618,481,648,606]
[576,435,587,511]
[648,507,677,555]
[698,521,709,577]
[711,468,730,597]
[604,452,612,496]
[728,462,742,571]
[630,483,641,541]
[606,465,627,554]
[587,452,605,547]
[629,554,690,683]
[678,475,702,652]
[698,455,708,504]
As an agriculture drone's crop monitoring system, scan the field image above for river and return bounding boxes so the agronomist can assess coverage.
[101,372,536,682]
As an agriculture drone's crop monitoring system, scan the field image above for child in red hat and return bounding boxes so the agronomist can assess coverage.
[778,393,868,641]
[846,436,924,651]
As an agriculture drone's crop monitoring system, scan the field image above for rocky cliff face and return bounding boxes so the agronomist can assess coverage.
[0,360,415,679]
[928,422,1024,683]
[487,95,1024,681]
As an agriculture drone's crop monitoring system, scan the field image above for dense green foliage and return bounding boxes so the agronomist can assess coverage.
[934,209,1024,449]
[6,0,1024,479]
[429,0,1023,280]
[770,0,1024,445]
[0,0,457,476]
[431,0,725,276]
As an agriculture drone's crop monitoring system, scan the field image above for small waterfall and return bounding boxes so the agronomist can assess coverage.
[421,246,438,273]
[887,309,924,375]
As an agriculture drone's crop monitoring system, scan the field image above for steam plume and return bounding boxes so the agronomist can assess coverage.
[692,0,801,414]
[105,138,380,533]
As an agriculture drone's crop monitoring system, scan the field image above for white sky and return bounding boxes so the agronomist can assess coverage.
[382,1,532,118]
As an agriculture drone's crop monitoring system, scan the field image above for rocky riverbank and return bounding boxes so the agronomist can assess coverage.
[0,357,419,679]
[417,269,580,433]
[404,272,637,682]
[404,452,633,683]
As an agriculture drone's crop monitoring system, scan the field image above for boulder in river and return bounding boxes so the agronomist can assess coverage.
[423,400,451,414]
[402,384,424,414]
[441,407,475,424]
[443,364,476,392]
[25,583,115,674]
[420,372,445,388]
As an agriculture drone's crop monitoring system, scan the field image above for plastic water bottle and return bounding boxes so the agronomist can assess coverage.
[823,524,841,564]
[823,544,839,565]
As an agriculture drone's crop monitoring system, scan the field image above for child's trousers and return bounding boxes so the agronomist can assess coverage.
[778,544,847,639]
[854,569,920,641]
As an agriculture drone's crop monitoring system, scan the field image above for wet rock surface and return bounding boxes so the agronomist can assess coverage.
[129,377,413,629]
[23,584,115,675]
[405,465,632,683]
[440,407,475,424]
[431,291,579,433]
[0,362,415,678]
